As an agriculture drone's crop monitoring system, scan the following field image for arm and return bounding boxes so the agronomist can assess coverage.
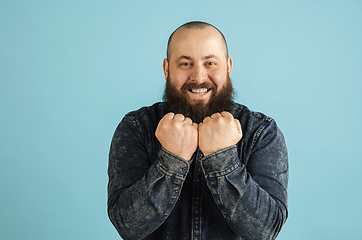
[107,115,191,240]
[199,113,288,240]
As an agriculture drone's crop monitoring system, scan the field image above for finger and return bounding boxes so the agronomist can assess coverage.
[210,112,222,119]
[184,117,193,124]
[163,112,175,120]
[194,123,199,145]
[174,114,185,121]
[159,112,175,126]
[234,119,242,135]
[220,111,233,119]
[203,116,211,123]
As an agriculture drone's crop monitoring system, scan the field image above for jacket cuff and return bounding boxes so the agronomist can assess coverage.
[156,147,192,179]
[200,145,241,177]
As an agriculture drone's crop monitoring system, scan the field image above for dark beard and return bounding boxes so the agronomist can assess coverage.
[163,75,235,123]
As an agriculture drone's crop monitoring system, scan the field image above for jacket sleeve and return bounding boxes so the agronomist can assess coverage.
[200,119,288,240]
[107,115,191,240]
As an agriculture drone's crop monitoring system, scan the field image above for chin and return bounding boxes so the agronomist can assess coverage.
[188,98,209,106]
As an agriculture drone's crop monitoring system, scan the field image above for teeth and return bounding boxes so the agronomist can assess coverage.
[191,88,208,94]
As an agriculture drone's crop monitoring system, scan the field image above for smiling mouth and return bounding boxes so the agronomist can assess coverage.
[189,88,210,95]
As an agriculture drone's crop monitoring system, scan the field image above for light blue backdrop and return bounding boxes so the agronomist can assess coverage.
[1,1,361,239]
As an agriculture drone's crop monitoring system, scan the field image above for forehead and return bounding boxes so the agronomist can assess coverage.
[169,26,227,60]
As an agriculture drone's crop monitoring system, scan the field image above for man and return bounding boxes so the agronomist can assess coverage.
[108,21,288,240]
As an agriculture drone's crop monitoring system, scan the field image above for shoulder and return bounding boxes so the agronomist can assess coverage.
[125,102,165,122]
[232,103,280,141]
[232,103,274,124]
[232,103,286,155]
[117,102,165,134]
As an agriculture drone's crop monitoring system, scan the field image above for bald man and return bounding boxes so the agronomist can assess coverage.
[108,21,288,240]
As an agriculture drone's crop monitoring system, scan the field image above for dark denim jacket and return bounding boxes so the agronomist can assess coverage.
[108,102,288,240]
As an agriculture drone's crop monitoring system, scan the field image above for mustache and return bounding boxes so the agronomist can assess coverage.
[181,82,217,91]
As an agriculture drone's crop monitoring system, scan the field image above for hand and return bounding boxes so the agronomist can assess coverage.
[155,113,198,161]
[199,111,242,157]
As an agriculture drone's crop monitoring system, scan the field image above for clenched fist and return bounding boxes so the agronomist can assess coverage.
[199,111,242,157]
[155,113,198,161]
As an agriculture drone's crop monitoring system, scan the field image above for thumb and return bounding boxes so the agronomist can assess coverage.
[234,119,242,136]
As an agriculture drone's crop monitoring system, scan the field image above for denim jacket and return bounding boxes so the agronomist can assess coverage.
[108,102,288,240]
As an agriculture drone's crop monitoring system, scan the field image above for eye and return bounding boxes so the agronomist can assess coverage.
[179,62,192,68]
[205,61,217,67]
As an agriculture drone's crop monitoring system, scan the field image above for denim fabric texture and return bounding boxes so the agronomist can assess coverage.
[108,102,288,240]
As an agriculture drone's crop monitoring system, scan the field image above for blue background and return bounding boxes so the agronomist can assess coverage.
[1,1,361,239]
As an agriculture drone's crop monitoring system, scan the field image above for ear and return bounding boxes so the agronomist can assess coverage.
[227,56,233,76]
[163,58,169,80]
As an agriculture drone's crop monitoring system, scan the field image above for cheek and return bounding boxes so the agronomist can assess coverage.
[169,72,189,89]
[209,72,227,87]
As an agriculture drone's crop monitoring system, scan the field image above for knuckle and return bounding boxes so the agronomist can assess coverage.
[171,120,181,128]
[211,112,221,118]
[166,112,174,118]
[221,111,233,119]
[204,116,211,121]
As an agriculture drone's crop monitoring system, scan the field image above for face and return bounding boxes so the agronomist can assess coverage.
[163,73,235,123]
[163,26,233,107]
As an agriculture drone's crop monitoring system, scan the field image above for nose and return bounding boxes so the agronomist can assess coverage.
[189,64,207,83]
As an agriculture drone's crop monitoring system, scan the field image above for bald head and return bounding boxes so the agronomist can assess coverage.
[166,21,229,60]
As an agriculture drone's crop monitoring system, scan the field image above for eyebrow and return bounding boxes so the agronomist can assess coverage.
[203,54,218,60]
[176,54,219,61]
[177,55,192,61]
